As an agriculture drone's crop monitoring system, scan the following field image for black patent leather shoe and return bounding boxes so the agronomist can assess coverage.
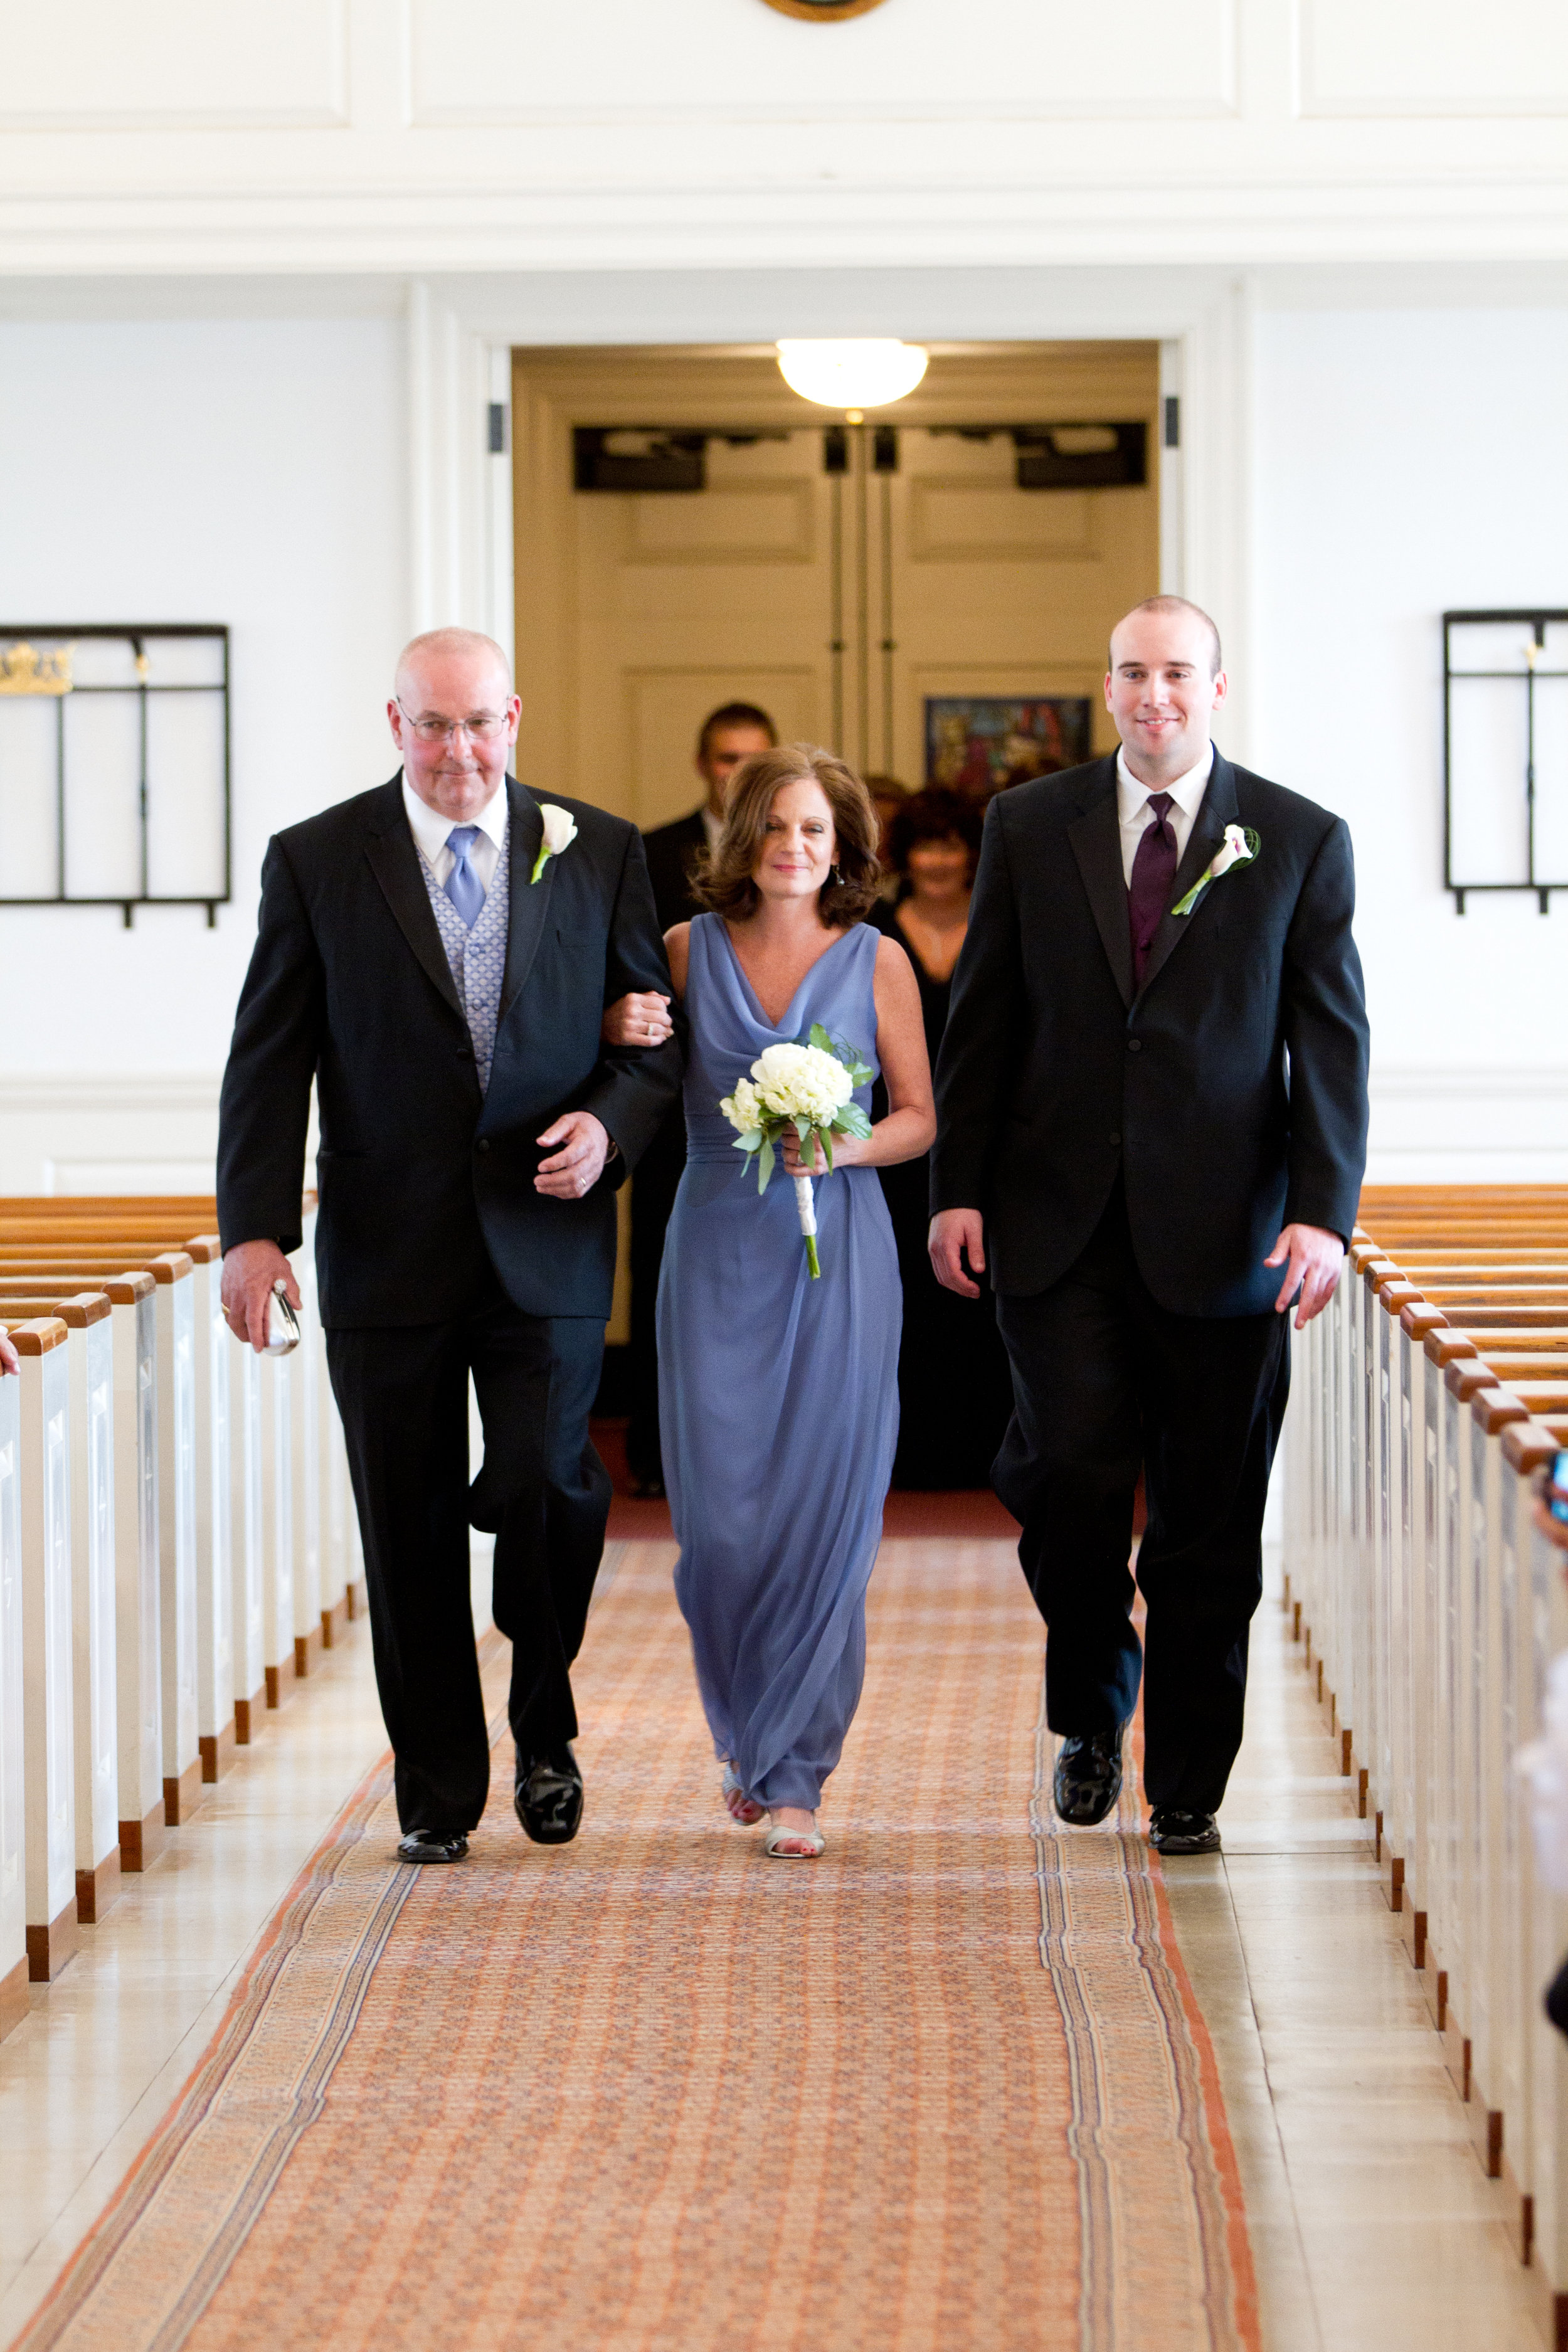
[515,1747,584,1846]
[396,1828,469,1864]
[1052,1729,1125,1827]
[1148,1808,1222,1856]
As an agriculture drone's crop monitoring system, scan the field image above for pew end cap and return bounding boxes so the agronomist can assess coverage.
[1,1316,68,1354]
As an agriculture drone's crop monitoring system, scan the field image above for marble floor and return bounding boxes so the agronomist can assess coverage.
[0,1542,1547,2349]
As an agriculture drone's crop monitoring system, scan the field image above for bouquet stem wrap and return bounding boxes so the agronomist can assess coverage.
[718,1025,874,1279]
[792,1173,821,1279]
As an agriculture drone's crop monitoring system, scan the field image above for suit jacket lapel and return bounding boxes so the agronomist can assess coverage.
[363,778,464,1020]
[499,781,549,1025]
[1134,751,1239,1002]
[1067,760,1133,1010]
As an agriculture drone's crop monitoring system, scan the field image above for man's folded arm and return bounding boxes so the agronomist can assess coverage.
[930,803,1023,1215]
[581,825,685,1180]
[1280,815,1370,1245]
[216,839,325,1256]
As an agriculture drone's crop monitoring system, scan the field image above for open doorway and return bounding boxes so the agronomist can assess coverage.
[511,340,1160,824]
[511,339,1162,1504]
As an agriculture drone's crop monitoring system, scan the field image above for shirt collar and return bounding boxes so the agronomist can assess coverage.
[401,773,510,860]
[1115,741,1214,822]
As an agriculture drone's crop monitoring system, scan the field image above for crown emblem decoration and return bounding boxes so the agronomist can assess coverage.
[0,641,73,697]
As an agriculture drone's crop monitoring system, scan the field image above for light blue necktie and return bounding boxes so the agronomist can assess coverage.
[444,825,484,929]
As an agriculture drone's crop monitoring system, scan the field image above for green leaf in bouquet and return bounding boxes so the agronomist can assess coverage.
[733,1130,761,1154]
[837,1104,872,1140]
[808,1022,834,1054]
[757,1133,775,1192]
[820,1126,834,1170]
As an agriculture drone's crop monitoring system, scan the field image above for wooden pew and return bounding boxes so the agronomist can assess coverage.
[4,1320,77,1983]
[0,1197,359,2028]
[5,1272,161,1872]
[1,1249,206,1833]
[1283,1189,1568,2337]
[0,1294,122,1926]
[0,1204,352,1662]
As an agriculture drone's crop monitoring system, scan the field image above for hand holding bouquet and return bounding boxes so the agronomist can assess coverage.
[719,1025,874,1278]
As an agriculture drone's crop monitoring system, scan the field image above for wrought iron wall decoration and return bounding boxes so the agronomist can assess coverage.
[1444,608,1567,913]
[0,624,230,926]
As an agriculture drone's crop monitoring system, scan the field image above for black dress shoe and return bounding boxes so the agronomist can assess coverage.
[1148,1808,1221,1855]
[1052,1729,1125,1827]
[396,1828,469,1864]
[515,1747,584,1846]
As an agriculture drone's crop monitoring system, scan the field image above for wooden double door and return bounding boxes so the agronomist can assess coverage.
[510,341,1160,823]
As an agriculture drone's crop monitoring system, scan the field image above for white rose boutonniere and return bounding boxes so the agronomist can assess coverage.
[1171,822,1260,917]
[530,803,579,885]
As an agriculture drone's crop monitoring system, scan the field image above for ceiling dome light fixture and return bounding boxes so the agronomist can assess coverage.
[776,339,930,413]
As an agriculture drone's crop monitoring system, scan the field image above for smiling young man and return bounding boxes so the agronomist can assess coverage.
[929,596,1370,1856]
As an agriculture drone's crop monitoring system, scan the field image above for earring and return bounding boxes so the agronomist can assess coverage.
[830,864,844,887]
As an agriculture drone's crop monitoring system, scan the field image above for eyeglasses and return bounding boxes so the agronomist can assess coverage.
[396,698,512,746]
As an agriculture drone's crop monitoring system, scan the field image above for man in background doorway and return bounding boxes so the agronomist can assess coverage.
[625,702,777,1496]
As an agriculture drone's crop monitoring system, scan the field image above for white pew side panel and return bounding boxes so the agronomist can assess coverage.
[17,1322,77,1982]
[0,1373,26,2040]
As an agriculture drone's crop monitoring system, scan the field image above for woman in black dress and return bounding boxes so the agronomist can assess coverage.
[869,788,1015,1488]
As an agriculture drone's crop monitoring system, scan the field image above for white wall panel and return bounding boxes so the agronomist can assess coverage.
[0,319,404,1090]
[1251,304,1568,1118]
[0,0,347,127]
[409,0,1237,122]
[1298,0,1568,117]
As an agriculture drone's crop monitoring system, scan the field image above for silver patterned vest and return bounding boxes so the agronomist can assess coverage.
[418,824,511,1094]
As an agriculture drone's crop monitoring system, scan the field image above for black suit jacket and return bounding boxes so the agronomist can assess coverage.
[641,807,709,936]
[217,775,682,1327]
[931,750,1370,1317]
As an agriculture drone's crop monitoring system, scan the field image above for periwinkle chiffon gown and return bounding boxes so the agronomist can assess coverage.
[657,913,901,1812]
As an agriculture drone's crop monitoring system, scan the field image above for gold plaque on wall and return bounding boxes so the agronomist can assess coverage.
[761,0,890,18]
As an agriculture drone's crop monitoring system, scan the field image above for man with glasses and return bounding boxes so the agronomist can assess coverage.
[217,628,681,1862]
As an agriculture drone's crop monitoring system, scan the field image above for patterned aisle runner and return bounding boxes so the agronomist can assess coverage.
[14,1540,1257,2352]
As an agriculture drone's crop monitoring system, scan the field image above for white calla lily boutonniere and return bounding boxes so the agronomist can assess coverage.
[1171,822,1260,917]
[530,802,578,885]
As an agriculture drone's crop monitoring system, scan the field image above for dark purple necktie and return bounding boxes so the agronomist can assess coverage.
[1127,790,1176,991]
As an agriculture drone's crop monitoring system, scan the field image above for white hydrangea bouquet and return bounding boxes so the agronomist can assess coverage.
[719,1024,874,1278]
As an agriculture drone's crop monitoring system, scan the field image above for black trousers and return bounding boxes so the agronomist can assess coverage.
[993,1179,1290,1815]
[327,1292,611,1835]
[625,1103,686,1485]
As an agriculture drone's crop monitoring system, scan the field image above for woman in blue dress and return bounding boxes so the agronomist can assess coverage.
[618,745,935,1858]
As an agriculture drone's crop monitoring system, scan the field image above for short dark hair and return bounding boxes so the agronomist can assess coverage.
[692,743,880,928]
[863,772,911,807]
[886,787,984,877]
[697,702,778,761]
[1108,595,1222,679]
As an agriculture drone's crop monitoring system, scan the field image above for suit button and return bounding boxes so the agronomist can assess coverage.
[1127,1038,1142,1052]
[457,1044,473,1061]
[1109,1132,1122,1147]
[476,1139,490,1155]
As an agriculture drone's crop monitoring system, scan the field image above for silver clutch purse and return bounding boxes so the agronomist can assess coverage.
[264,1283,301,1355]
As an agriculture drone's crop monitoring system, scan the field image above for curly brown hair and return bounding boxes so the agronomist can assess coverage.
[691,743,881,928]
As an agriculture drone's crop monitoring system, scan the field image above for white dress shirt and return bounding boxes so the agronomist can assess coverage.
[701,803,723,857]
[1115,743,1214,888]
[401,774,509,894]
